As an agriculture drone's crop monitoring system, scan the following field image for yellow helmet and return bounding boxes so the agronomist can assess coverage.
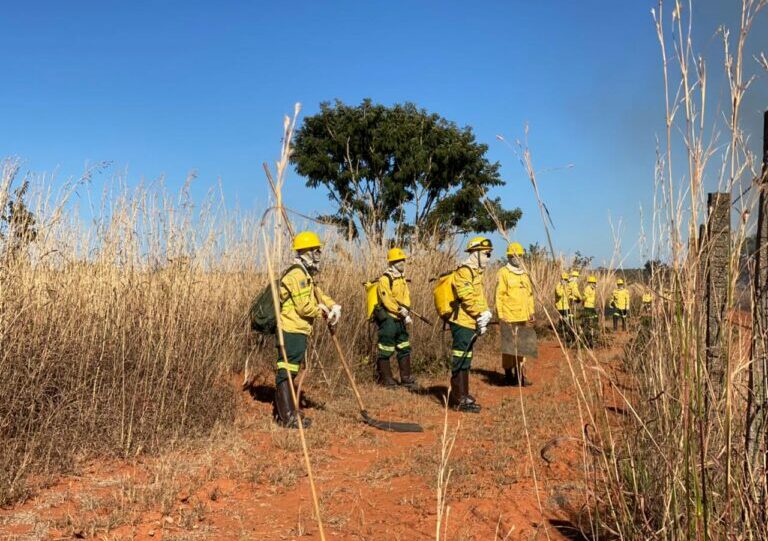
[616,278,625,285]
[466,236,493,252]
[292,231,322,252]
[506,242,525,256]
[387,247,407,263]
[588,275,597,284]
[570,270,580,278]
[561,272,569,280]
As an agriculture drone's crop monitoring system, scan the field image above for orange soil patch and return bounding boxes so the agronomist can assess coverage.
[0,334,629,540]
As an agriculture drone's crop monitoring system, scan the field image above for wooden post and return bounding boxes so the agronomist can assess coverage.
[747,111,768,518]
[705,193,730,396]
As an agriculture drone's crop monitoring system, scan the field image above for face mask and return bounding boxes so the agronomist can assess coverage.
[393,261,405,273]
[300,249,322,273]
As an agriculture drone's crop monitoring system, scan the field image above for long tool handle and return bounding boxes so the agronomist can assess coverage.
[408,308,433,326]
[328,327,368,413]
[313,288,368,413]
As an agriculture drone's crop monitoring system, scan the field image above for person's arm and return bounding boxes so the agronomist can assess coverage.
[526,276,535,319]
[377,274,400,313]
[494,270,506,320]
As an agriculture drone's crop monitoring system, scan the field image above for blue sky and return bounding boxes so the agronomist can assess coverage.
[1,1,766,266]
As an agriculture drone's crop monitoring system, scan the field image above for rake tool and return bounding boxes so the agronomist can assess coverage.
[317,290,422,433]
[326,326,423,432]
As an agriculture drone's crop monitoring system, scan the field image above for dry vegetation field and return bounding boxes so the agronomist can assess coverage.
[3,2,768,539]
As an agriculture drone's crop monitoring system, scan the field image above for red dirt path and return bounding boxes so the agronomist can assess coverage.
[1,335,626,540]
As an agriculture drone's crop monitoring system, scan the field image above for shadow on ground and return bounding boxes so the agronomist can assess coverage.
[472,367,507,387]
[245,384,325,410]
[412,384,449,405]
[548,519,594,541]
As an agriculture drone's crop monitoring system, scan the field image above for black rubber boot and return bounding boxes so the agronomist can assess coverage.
[622,318,627,332]
[274,380,311,429]
[448,371,462,407]
[397,355,418,390]
[504,368,518,386]
[376,358,398,388]
[613,317,618,331]
[518,365,533,387]
[455,371,481,413]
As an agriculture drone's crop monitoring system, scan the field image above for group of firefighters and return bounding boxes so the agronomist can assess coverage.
[271,230,647,429]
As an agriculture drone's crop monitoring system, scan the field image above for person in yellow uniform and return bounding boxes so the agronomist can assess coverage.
[275,231,341,429]
[641,290,653,313]
[568,270,582,309]
[582,275,599,346]
[373,247,417,390]
[610,278,630,331]
[495,242,535,386]
[448,236,493,413]
[555,272,572,342]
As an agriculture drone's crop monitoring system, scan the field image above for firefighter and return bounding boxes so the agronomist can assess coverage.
[583,275,599,346]
[555,272,572,342]
[448,236,494,413]
[568,270,583,308]
[373,247,417,390]
[610,278,630,331]
[274,231,341,429]
[495,242,535,386]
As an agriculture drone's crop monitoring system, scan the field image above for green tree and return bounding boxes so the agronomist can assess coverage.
[291,99,521,243]
[1,180,37,261]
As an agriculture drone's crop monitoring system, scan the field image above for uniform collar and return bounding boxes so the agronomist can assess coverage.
[506,263,525,275]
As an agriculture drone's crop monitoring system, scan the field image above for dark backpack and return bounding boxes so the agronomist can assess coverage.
[249,264,304,334]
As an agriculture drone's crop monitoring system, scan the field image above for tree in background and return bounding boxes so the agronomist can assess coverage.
[291,99,521,244]
[1,180,37,261]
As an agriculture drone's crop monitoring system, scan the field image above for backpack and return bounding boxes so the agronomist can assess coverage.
[363,273,395,322]
[249,264,303,334]
[432,266,472,321]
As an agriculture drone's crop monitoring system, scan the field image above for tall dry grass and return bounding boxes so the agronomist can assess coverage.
[0,162,257,504]
[572,1,768,539]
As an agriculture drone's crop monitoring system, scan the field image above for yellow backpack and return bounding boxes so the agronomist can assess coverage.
[364,280,379,320]
[433,269,459,321]
[364,274,395,321]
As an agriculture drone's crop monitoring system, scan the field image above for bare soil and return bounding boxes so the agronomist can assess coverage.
[0,333,628,541]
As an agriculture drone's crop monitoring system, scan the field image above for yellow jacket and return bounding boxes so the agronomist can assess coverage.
[555,282,570,311]
[377,271,411,318]
[279,264,336,335]
[642,292,653,304]
[495,265,534,323]
[583,284,597,309]
[568,280,582,303]
[449,265,488,330]
[611,288,630,311]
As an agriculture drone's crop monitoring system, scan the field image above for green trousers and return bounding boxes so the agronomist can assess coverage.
[450,322,475,375]
[376,313,411,361]
[276,332,307,385]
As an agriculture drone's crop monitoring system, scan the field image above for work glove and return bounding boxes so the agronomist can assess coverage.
[477,310,492,328]
[478,324,488,336]
[328,304,342,326]
[398,306,410,319]
[404,314,413,325]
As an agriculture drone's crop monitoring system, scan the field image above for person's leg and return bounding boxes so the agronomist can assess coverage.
[395,322,417,389]
[450,323,480,412]
[376,315,398,387]
[502,353,518,385]
[275,333,311,428]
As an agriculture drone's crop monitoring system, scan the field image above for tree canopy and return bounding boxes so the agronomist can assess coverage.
[290,99,521,244]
